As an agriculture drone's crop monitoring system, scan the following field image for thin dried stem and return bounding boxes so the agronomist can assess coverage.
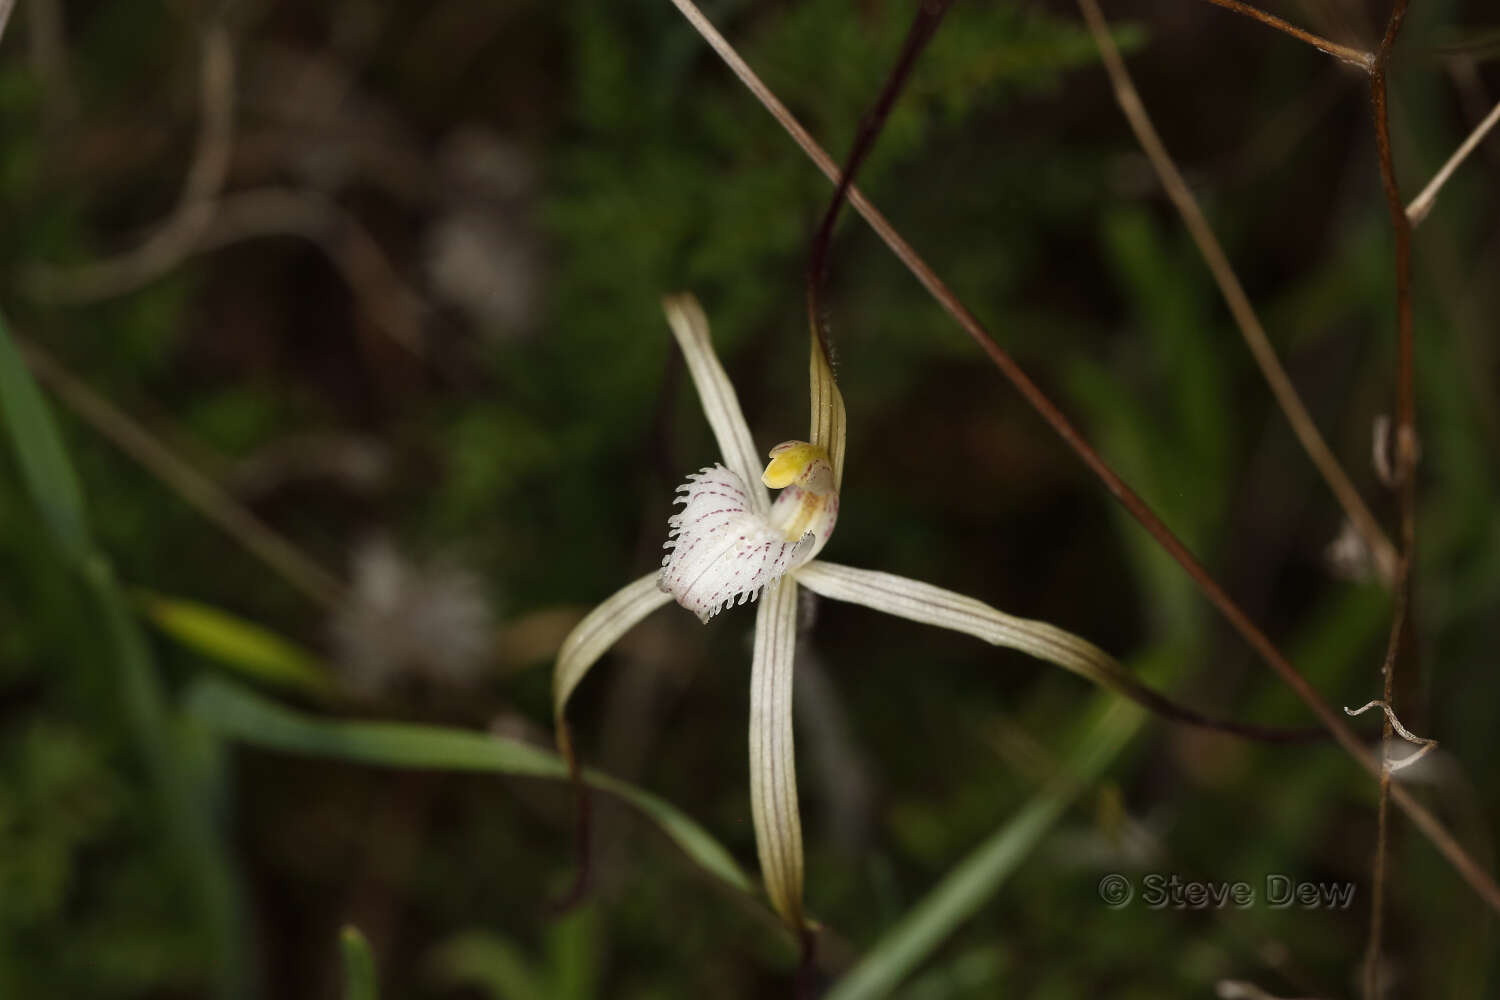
[27,22,236,302]
[0,0,15,47]
[26,0,77,127]
[1406,97,1500,225]
[22,22,428,361]
[1365,2,1417,992]
[194,189,428,358]
[1361,560,1408,999]
[1363,769,1394,999]
[1195,0,1372,69]
[29,187,428,359]
[1076,0,1397,586]
[805,0,952,366]
[18,339,346,609]
[668,0,1500,915]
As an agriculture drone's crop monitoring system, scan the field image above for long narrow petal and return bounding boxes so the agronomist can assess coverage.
[796,561,1162,704]
[663,294,768,515]
[749,576,806,929]
[553,573,674,744]
[808,328,847,491]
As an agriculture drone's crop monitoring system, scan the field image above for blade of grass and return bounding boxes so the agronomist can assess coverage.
[185,676,757,898]
[425,932,545,1000]
[0,317,90,563]
[341,926,379,1000]
[827,696,1145,1000]
[138,590,334,696]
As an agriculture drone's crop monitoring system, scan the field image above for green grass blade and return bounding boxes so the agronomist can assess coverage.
[139,591,334,694]
[826,697,1145,1000]
[85,550,256,1000]
[0,309,91,562]
[186,677,756,896]
[340,926,379,1000]
[0,308,251,999]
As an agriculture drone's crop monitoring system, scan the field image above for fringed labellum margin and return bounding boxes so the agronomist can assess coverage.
[659,441,838,623]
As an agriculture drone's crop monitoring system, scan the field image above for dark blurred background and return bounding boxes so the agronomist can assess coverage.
[1,0,1498,996]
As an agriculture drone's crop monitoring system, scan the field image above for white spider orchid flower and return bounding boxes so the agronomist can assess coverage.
[553,293,1161,931]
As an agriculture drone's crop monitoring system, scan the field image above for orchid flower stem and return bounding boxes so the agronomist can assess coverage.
[550,722,596,916]
[805,0,952,359]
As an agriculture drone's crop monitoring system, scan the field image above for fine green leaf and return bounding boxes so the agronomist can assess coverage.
[138,591,334,694]
[0,309,92,563]
[186,677,756,897]
[0,303,251,999]
[827,696,1145,1000]
[340,926,379,1000]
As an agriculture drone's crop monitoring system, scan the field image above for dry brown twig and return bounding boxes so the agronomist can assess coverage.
[25,0,77,127]
[0,0,16,48]
[26,22,235,302]
[192,187,428,357]
[29,182,429,359]
[18,339,347,609]
[1366,4,1420,996]
[1406,96,1500,225]
[22,24,429,360]
[1196,0,1372,68]
[665,0,1500,915]
[1202,0,1500,229]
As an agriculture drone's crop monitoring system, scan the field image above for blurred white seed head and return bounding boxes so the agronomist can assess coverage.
[423,128,541,338]
[331,538,495,695]
[1325,519,1376,583]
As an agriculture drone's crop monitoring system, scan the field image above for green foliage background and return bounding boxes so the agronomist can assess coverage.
[1,0,1498,996]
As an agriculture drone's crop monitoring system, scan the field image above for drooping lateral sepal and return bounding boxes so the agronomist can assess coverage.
[749,575,806,929]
